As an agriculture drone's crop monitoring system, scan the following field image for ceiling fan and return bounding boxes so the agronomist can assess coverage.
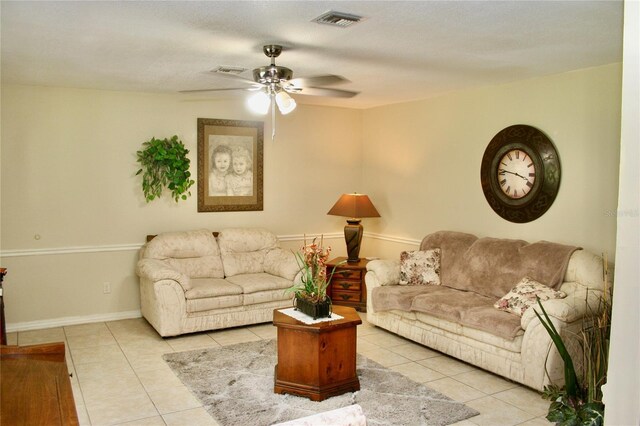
[182,45,359,139]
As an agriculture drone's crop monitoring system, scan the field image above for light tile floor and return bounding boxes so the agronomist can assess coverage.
[7,314,552,426]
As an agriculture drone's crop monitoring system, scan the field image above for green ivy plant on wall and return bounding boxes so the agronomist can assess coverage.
[136,135,195,202]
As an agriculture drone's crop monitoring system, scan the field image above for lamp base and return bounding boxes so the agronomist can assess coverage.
[344,220,363,263]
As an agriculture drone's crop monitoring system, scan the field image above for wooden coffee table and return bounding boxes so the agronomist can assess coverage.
[273,305,362,401]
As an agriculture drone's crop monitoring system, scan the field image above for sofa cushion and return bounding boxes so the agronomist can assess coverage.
[420,231,578,299]
[399,249,441,286]
[413,312,524,352]
[410,287,492,323]
[218,228,279,277]
[244,289,292,306]
[263,248,300,281]
[185,278,242,299]
[184,278,243,312]
[410,287,523,340]
[225,273,292,294]
[371,285,440,312]
[144,229,224,279]
[187,295,243,312]
[494,276,567,316]
[460,306,524,340]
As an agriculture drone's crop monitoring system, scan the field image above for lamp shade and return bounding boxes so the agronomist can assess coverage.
[275,91,296,115]
[327,193,380,219]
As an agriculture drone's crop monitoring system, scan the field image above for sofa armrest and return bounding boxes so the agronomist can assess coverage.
[136,258,191,291]
[521,283,604,330]
[264,248,301,281]
[365,259,400,316]
[366,259,401,287]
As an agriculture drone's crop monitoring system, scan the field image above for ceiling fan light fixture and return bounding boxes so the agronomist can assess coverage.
[275,91,296,115]
[248,90,270,115]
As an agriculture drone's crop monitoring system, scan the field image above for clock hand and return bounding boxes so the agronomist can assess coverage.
[498,169,529,181]
[513,172,529,181]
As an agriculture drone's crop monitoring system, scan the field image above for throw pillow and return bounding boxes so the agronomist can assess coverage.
[494,276,567,316]
[399,249,441,286]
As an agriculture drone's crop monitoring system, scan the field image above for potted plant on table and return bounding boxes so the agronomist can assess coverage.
[287,236,341,320]
[535,255,612,426]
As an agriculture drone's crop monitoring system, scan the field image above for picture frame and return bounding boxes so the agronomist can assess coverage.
[197,118,264,212]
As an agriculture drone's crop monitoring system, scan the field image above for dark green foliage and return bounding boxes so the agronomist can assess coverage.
[535,294,609,426]
[136,135,195,202]
[534,300,579,398]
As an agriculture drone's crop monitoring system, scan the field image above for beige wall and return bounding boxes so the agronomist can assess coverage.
[1,85,361,246]
[0,86,359,326]
[362,64,622,258]
[0,63,623,328]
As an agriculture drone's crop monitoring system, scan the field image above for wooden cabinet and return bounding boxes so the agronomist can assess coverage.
[273,306,361,401]
[0,342,79,425]
[326,257,369,312]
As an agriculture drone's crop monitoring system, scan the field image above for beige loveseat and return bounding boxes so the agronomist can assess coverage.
[365,231,607,391]
[137,228,299,337]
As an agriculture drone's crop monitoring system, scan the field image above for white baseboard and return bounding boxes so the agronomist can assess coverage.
[6,310,142,333]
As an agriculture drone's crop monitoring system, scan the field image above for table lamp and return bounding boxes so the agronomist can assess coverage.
[327,193,380,263]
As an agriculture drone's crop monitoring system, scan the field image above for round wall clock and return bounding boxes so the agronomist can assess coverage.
[480,124,561,223]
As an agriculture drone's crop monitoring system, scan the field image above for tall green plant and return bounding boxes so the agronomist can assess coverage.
[136,135,194,202]
[535,255,611,426]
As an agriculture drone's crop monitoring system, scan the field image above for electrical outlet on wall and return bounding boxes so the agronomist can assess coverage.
[103,282,111,294]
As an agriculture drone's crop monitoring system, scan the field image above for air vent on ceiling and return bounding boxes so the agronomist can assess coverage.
[312,11,364,28]
[212,66,247,75]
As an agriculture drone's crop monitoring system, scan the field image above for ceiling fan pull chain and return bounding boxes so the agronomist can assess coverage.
[271,100,276,142]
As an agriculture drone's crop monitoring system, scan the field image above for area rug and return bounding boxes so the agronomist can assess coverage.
[163,339,478,426]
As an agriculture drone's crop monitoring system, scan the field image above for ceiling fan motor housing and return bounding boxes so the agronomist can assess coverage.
[253,65,293,85]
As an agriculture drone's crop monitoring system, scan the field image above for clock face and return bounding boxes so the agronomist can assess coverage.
[480,124,561,223]
[497,149,536,199]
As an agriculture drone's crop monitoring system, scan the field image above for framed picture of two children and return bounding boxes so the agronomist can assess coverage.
[197,118,263,212]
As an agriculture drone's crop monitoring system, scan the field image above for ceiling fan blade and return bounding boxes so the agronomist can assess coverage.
[210,71,261,85]
[287,75,350,87]
[179,87,248,93]
[294,87,359,98]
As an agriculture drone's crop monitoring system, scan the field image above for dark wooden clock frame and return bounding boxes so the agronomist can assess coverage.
[481,124,561,223]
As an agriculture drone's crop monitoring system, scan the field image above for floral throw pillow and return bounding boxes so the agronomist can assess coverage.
[494,276,567,316]
[399,249,441,286]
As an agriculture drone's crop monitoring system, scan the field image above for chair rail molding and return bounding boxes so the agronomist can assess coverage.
[0,232,420,258]
[365,232,421,246]
[1,243,144,258]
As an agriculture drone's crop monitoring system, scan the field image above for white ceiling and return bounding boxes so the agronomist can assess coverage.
[0,1,623,109]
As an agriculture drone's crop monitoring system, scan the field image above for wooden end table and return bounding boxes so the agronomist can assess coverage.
[326,257,370,312]
[1,342,79,425]
[273,305,362,401]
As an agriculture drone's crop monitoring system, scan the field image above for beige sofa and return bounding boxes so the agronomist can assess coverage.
[365,231,606,391]
[137,228,299,337]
